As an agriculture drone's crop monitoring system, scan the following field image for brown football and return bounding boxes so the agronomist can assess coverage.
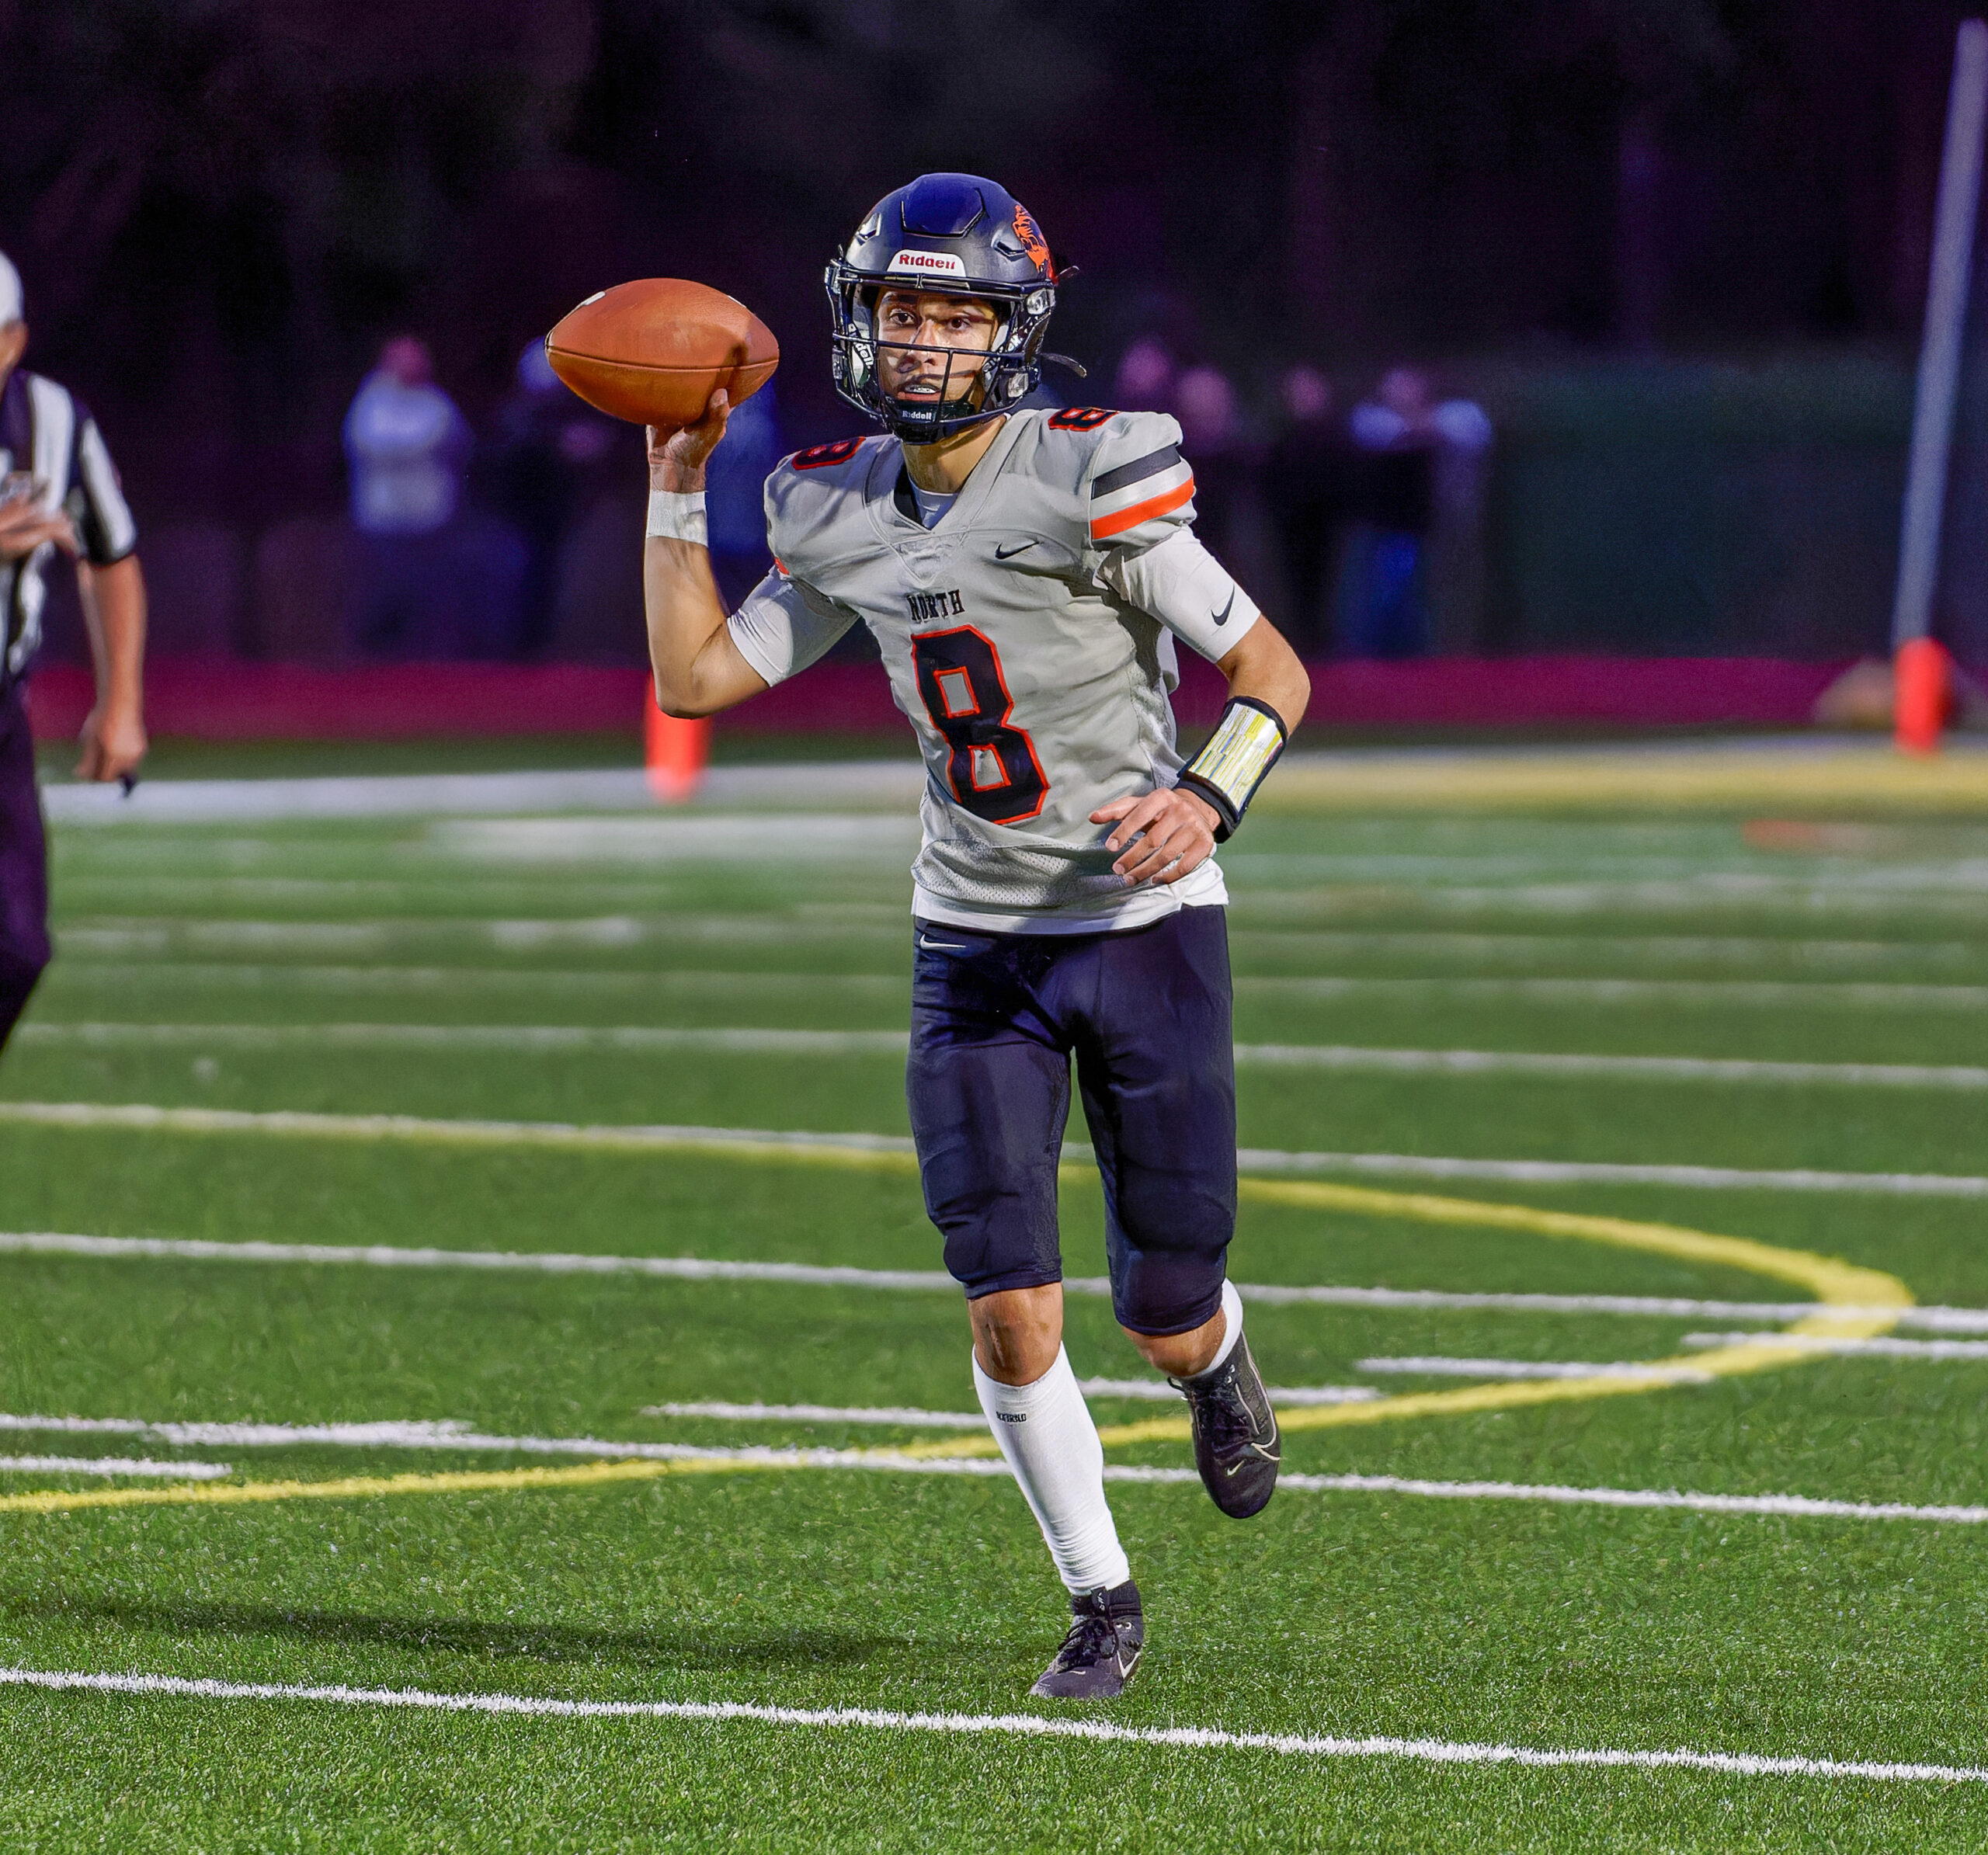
[545,279,780,428]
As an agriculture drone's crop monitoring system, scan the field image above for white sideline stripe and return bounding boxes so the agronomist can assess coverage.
[41,768,926,825]
[5,1228,1988,1336]
[1683,1332,1988,1360]
[1356,1357,1716,1384]
[0,1456,231,1479]
[645,1402,985,1429]
[0,1666,1979,1785]
[20,1022,1988,1091]
[3,1416,1986,1530]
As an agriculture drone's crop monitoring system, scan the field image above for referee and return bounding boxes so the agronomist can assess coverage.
[0,248,147,1054]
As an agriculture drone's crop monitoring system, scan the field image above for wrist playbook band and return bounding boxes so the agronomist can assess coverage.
[645,490,707,545]
[1176,696,1288,841]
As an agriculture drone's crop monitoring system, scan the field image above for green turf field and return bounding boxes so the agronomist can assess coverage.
[3,775,1988,1850]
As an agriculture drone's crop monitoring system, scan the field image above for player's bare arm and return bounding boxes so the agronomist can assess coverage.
[75,554,147,783]
[640,390,771,717]
[1093,620,1310,886]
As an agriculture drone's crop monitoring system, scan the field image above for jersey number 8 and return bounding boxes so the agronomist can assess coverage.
[910,628,1048,825]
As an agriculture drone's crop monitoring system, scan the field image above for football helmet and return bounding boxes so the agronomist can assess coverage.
[825,172,1059,443]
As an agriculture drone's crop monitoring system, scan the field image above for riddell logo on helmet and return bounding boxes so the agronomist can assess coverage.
[886,249,968,278]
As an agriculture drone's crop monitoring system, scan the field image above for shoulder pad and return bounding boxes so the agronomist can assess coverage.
[784,435,872,474]
[1077,411,1192,547]
[764,433,886,571]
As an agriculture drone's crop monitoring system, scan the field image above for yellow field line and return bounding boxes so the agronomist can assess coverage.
[0,1133,1917,1490]
[0,1454,787,1516]
[896,1179,1913,1460]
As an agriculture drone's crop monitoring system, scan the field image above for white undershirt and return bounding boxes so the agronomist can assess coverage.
[909,482,957,529]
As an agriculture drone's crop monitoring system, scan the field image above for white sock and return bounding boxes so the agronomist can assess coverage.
[1194,1279,1246,1377]
[972,1346,1131,1595]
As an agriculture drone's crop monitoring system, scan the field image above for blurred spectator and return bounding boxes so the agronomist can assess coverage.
[480,338,620,656]
[704,381,784,609]
[1174,363,1248,568]
[1338,366,1491,658]
[345,338,467,539]
[342,336,522,658]
[1112,337,1175,412]
[1267,367,1351,656]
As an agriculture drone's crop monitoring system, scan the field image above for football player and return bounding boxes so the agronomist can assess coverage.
[640,173,1309,1700]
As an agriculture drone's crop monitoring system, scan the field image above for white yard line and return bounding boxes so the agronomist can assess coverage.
[18,1022,1988,1089]
[38,963,908,995]
[7,1096,1988,1203]
[3,1228,1985,1334]
[1226,1148,1988,1200]
[40,961,1988,1013]
[2,1414,1984,1530]
[644,1401,985,1429]
[1074,1378,1378,1406]
[1355,1357,1716,1384]
[1235,976,1988,1011]
[13,1023,910,1057]
[1234,1043,1988,1089]
[0,1456,231,1478]
[1683,1332,1988,1360]
[0,1664,1980,1784]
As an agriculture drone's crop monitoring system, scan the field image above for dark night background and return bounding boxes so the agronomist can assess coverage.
[5,0,1986,669]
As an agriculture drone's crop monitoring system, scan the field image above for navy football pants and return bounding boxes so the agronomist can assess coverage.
[0,686,50,1053]
[906,905,1237,1338]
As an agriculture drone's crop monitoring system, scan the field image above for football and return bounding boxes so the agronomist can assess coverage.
[545,279,779,428]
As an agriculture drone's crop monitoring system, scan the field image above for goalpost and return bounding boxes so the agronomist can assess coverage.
[1891,17,1988,754]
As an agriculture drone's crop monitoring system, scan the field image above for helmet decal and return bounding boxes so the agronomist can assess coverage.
[885,249,969,280]
[1011,204,1052,279]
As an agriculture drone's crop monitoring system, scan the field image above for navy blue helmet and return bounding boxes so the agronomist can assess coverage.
[825,172,1062,443]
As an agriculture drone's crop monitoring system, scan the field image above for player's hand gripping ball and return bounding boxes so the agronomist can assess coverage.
[546,280,779,429]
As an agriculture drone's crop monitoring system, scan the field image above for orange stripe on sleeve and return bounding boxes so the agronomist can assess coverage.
[1088,477,1194,541]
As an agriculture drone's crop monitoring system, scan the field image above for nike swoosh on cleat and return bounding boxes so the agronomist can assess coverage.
[995,540,1039,559]
[1211,590,1236,626]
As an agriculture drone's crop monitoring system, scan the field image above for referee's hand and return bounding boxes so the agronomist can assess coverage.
[0,498,77,562]
[76,703,147,786]
[1093,786,1221,886]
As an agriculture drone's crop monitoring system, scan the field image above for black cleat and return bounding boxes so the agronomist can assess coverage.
[1030,1579,1144,1700]
[1173,1332,1281,1519]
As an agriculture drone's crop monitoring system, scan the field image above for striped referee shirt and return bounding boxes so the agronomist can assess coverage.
[0,367,137,692]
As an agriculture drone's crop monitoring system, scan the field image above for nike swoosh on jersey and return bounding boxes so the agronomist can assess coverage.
[994,540,1038,559]
[918,934,971,953]
[1211,590,1236,627]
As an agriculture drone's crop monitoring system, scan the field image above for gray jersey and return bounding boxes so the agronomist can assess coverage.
[728,408,1263,933]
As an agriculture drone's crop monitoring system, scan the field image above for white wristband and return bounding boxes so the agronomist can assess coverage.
[646,490,707,544]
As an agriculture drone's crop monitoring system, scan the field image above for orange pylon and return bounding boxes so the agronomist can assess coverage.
[645,693,711,801]
[1894,636,1953,756]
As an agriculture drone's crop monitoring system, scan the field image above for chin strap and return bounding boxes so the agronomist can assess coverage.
[1176,697,1288,841]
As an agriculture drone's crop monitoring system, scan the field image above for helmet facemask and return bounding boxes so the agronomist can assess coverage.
[827,269,1055,443]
